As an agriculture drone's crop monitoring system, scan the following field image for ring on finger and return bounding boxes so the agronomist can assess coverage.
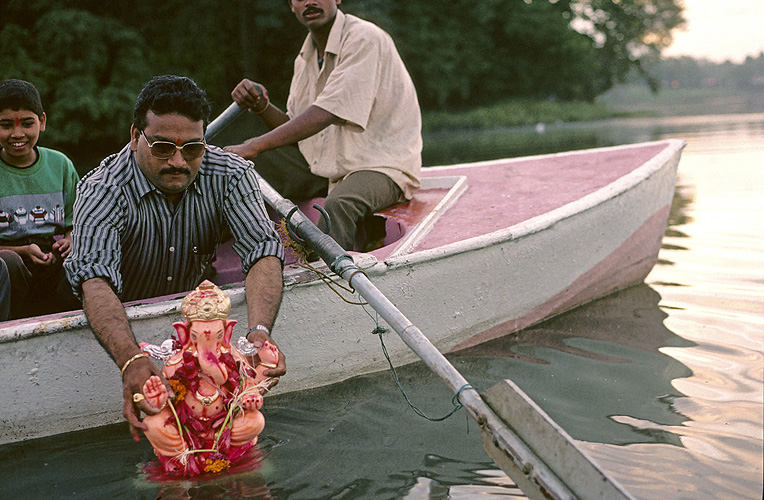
[132,393,145,403]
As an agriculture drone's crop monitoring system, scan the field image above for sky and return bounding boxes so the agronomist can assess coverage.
[662,0,764,63]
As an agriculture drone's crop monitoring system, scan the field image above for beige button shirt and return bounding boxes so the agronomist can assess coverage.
[287,11,422,199]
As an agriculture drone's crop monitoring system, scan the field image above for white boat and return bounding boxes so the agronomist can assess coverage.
[0,139,684,446]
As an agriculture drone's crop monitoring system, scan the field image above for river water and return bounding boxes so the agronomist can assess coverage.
[1,114,762,500]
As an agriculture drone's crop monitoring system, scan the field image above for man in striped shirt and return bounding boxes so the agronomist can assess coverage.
[64,75,286,441]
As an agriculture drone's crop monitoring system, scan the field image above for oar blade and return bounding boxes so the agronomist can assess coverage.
[482,379,636,500]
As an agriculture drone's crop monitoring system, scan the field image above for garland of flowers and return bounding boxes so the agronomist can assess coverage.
[157,350,260,476]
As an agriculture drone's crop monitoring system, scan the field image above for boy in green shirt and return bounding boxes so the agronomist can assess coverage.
[0,79,80,319]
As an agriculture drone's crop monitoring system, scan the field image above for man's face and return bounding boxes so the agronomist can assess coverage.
[0,108,45,168]
[289,0,341,30]
[130,111,204,202]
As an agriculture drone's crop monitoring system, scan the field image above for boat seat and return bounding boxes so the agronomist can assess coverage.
[210,198,411,285]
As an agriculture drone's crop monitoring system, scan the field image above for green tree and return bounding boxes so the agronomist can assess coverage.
[348,0,600,108]
[0,6,151,164]
[0,0,688,162]
[570,0,685,93]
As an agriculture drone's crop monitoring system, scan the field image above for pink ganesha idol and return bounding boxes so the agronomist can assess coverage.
[137,280,280,476]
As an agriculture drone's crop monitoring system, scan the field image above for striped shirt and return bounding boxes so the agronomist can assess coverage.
[64,144,284,301]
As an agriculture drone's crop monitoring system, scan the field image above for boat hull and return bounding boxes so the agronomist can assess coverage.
[0,140,683,444]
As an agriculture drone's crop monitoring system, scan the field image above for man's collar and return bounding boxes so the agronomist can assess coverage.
[324,9,345,56]
[128,152,155,199]
[299,9,346,59]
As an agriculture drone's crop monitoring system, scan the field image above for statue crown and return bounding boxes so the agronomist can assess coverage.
[181,280,231,322]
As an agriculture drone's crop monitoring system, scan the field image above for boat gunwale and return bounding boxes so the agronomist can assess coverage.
[384,139,685,269]
[0,139,684,343]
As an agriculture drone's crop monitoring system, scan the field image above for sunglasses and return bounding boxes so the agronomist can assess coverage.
[140,131,206,160]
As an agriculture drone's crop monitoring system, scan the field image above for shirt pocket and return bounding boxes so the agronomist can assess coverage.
[190,244,216,277]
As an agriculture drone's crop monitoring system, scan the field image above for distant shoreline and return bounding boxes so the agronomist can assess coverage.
[422,85,764,134]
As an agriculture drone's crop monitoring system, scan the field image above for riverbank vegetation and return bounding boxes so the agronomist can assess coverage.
[426,52,764,131]
[601,54,764,116]
[423,99,634,134]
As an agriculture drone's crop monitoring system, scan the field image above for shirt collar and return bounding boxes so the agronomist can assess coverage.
[128,151,155,199]
[299,9,346,61]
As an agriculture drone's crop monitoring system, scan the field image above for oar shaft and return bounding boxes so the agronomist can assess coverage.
[205,102,478,394]
[205,102,245,142]
[335,263,578,499]
[201,104,611,500]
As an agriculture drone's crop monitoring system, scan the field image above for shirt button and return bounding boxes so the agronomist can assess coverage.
[167,276,173,282]
[169,246,175,252]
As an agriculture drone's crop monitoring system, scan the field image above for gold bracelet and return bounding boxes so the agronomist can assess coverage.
[121,353,149,378]
[253,98,270,115]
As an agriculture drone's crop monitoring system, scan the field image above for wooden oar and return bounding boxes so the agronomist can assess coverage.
[205,104,636,500]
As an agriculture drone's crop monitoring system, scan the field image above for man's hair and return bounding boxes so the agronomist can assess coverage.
[0,79,45,118]
[132,75,211,131]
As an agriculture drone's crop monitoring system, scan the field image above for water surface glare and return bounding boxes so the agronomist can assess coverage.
[2,114,762,499]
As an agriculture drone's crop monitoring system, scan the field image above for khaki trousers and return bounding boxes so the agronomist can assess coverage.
[250,141,402,251]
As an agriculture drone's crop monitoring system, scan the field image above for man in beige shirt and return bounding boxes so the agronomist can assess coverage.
[226,0,421,252]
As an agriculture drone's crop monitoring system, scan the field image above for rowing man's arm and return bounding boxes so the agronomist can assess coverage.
[225,105,340,160]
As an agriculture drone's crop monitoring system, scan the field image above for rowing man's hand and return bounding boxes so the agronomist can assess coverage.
[232,79,269,113]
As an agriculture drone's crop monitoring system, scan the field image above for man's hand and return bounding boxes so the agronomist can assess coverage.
[224,105,337,162]
[81,277,175,441]
[121,354,172,442]
[246,328,287,380]
[224,139,261,160]
[244,256,284,382]
[231,79,269,112]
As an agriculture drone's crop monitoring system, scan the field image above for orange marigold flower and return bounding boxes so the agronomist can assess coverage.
[204,458,230,474]
[169,379,187,403]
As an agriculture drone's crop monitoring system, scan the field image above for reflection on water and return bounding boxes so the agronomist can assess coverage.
[2,114,762,499]
[423,112,764,166]
[454,284,696,447]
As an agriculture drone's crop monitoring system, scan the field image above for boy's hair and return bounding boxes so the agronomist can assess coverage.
[0,79,45,118]
[133,75,211,132]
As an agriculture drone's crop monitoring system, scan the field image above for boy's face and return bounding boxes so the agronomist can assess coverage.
[0,108,46,168]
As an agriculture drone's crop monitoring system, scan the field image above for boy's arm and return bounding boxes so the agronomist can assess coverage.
[0,242,53,265]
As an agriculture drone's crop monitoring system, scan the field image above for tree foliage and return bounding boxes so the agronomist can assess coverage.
[0,0,686,161]
[570,0,685,92]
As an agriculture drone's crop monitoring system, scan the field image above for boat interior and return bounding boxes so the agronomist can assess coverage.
[212,175,467,284]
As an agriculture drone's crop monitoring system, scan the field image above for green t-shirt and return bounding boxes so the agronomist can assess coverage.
[0,146,80,244]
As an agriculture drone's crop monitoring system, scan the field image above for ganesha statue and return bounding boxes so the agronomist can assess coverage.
[137,280,280,476]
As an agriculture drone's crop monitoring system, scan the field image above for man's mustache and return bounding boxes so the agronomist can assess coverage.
[303,6,323,16]
[160,167,191,175]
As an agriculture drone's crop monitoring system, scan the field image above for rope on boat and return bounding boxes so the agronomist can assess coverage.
[364,305,470,422]
[277,219,367,305]
[279,218,468,421]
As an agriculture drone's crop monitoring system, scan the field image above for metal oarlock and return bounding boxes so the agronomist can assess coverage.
[285,204,331,243]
